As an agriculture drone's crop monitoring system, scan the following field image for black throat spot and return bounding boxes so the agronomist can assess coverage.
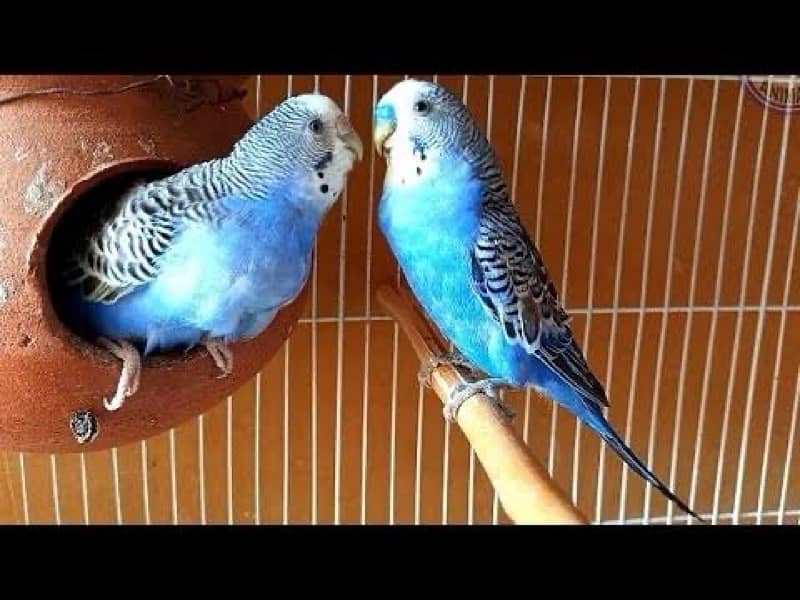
[313,151,333,171]
[411,137,427,159]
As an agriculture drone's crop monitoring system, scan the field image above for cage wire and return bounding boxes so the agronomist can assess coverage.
[1,74,799,525]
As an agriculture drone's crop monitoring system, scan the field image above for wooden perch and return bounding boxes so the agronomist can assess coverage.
[377,284,588,525]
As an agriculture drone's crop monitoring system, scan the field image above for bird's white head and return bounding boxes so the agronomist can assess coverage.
[235,92,364,212]
[372,79,484,186]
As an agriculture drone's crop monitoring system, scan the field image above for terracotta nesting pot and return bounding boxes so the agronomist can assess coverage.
[0,75,308,453]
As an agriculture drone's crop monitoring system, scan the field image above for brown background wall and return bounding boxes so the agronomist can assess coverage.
[0,75,797,524]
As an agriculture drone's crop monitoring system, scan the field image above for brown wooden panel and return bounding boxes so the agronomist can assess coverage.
[51,453,84,524]
[200,396,228,523]
[257,343,288,524]
[694,80,743,308]
[172,416,201,524]
[592,77,636,309]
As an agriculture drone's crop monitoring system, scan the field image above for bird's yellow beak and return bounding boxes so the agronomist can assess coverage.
[336,114,364,162]
[373,103,397,157]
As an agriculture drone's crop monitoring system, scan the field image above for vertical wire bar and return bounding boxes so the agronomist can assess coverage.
[557,75,584,504]
[759,188,800,522]
[111,447,123,524]
[414,386,425,523]
[508,76,531,444]
[484,75,502,525]
[618,77,666,523]
[282,343,290,525]
[227,395,233,524]
[414,74,438,526]
[389,74,412,524]
[777,370,800,523]
[389,319,399,524]
[169,429,178,524]
[311,74,320,525]
[576,75,611,505]
[414,383,424,524]
[255,74,261,118]
[687,81,745,524]
[18,454,29,524]
[254,74,262,526]
[431,74,455,525]
[594,77,641,522]
[254,375,261,524]
[413,75,442,524]
[460,75,478,524]
[141,439,152,524]
[711,77,773,525]
[534,76,552,243]
[440,75,460,525]
[361,75,378,525]
[733,76,794,524]
[666,77,720,524]
[441,414,450,525]
[333,75,351,525]
[79,453,89,524]
[197,415,205,524]
[50,454,61,525]
[282,74,293,526]
[642,79,694,523]
[390,339,399,521]
[534,76,554,474]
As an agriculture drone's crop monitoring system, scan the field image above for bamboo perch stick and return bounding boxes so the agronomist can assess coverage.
[377,283,588,525]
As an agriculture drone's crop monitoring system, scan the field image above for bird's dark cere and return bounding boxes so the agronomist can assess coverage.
[320,184,329,194]
[317,172,325,179]
[416,167,422,176]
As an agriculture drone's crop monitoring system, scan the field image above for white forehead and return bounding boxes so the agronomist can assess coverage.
[380,79,436,107]
[291,93,343,117]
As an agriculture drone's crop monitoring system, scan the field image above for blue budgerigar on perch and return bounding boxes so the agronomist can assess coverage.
[372,79,703,521]
[55,93,363,413]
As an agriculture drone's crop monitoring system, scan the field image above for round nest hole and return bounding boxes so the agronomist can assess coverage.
[42,158,202,367]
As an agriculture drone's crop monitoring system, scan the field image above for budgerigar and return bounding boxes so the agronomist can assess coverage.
[55,93,363,413]
[372,79,702,521]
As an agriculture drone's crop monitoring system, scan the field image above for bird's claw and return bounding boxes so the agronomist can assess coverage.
[96,337,141,412]
[443,378,512,423]
[203,339,234,378]
[102,367,139,411]
[103,395,124,412]
[417,349,479,387]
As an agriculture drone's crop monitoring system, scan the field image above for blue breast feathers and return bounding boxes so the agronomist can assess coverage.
[60,190,318,355]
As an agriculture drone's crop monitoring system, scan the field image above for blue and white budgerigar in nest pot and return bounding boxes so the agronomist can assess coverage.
[54,93,363,413]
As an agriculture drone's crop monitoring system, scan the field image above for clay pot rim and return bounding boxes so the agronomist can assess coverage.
[26,156,212,369]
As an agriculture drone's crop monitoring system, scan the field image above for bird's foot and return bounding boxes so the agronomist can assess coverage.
[417,349,481,386]
[96,337,142,412]
[203,339,233,379]
[444,377,513,423]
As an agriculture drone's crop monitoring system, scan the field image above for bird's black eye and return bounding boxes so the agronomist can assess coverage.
[414,100,430,114]
[309,118,323,134]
